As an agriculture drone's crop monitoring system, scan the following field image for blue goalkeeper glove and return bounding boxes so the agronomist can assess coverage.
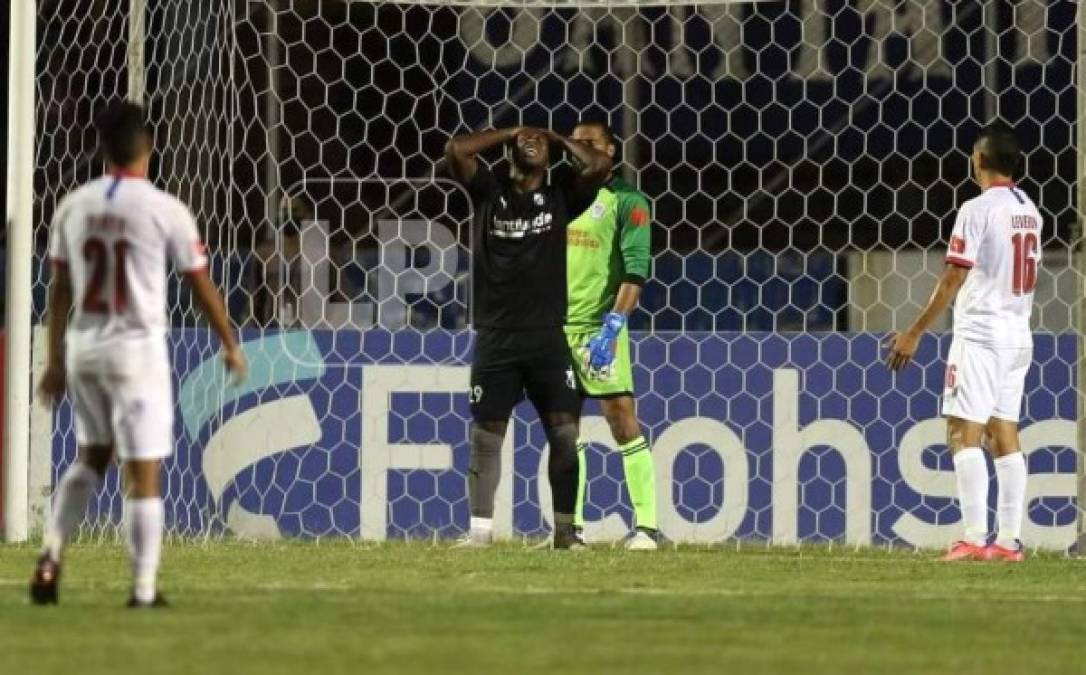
[587,312,626,371]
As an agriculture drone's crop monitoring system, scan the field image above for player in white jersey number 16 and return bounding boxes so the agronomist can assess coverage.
[30,102,247,608]
[886,123,1040,564]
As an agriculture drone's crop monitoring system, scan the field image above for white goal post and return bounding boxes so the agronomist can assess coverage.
[1076,0,1086,554]
[5,0,1086,550]
[5,0,37,543]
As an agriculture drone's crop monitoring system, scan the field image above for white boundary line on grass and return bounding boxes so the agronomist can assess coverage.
[2,578,1085,606]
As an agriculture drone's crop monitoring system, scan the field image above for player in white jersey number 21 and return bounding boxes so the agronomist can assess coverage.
[887,123,1040,563]
[31,102,247,607]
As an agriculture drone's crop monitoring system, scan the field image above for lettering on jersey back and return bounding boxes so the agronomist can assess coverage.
[1011,215,1038,230]
[86,214,127,235]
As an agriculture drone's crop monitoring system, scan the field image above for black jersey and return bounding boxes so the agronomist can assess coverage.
[467,165,593,330]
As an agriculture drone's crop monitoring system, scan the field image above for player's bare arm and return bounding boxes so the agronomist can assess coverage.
[886,264,969,371]
[444,127,522,184]
[38,262,74,405]
[186,269,248,384]
[611,282,641,316]
[544,129,611,189]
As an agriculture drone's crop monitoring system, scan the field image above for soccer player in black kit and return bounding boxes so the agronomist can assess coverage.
[445,126,611,548]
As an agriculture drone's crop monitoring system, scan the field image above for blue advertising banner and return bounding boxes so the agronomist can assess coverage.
[59,330,1078,549]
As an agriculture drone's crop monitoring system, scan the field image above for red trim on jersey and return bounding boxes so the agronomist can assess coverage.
[49,257,69,267]
[987,179,1015,190]
[183,266,209,278]
[105,169,146,179]
[946,255,974,269]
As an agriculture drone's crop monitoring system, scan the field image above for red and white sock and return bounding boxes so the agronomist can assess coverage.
[952,447,989,547]
[42,462,99,562]
[125,498,164,603]
[994,452,1027,549]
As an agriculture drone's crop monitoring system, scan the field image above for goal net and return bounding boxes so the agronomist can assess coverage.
[19,0,1084,548]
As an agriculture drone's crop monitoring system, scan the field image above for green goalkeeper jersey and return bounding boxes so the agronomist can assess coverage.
[566,175,652,328]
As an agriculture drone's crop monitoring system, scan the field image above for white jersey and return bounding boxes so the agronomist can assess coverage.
[946,183,1042,348]
[47,174,208,364]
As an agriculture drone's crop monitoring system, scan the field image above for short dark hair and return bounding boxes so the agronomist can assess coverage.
[975,122,1021,177]
[575,119,618,147]
[94,101,152,166]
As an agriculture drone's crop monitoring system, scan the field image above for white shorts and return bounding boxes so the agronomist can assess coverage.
[941,337,1031,425]
[67,354,174,461]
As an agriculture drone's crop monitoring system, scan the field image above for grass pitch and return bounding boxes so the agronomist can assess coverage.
[1,541,1083,675]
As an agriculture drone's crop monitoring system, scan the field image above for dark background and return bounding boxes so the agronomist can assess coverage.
[15,0,1081,331]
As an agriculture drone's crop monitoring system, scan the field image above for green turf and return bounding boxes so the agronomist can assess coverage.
[1,541,1083,675]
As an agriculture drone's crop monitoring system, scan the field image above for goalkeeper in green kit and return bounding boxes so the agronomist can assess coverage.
[566,121,657,551]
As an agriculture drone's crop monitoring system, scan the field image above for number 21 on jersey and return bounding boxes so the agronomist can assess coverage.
[82,234,129,314]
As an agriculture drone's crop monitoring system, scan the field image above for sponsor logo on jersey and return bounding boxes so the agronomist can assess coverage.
[533,193,546,206]
[490,212,554,238]
[567,229,600,248]
[590,202,606,219]
[949,235,965,254]
[629,206,649,227]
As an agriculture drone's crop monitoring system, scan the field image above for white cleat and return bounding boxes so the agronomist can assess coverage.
[451,530,492,549]
[529,538,555,551]
[625,530,658,551]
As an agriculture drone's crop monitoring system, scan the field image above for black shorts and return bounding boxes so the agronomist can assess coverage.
[469,327,580,423]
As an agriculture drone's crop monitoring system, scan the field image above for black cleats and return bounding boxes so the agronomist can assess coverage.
[552,525,587,551]
[572,525,587,547]
[126,593,169,609]
[31,552,168,608]
[30,554,60,605]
